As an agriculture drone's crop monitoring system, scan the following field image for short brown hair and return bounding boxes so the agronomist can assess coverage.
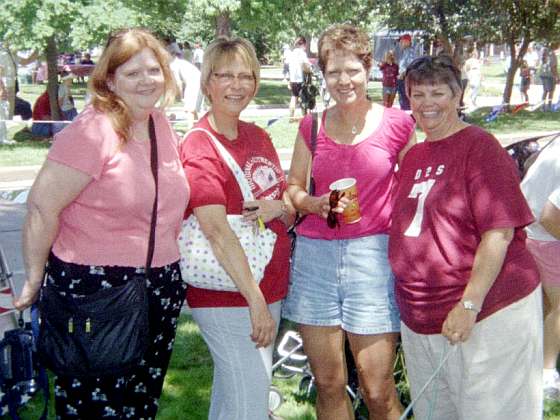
[404,54,463,97]
[200,36,260,102]
[89,28,176,142]
[318,24,372,73]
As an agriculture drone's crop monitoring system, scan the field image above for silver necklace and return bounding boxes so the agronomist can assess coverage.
[351,124,358,135]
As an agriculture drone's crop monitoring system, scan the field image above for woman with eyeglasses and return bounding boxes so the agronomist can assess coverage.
[283,24,415,420]
[389,55,542,419]
[14,28,189,419]
[179,37,294,419]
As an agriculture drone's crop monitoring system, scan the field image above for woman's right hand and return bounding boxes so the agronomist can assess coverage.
[248,297,276,348]
[13,280,41,311]
[311,192,349,219]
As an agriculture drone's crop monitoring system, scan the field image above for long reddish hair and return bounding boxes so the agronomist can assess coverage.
[89,28,176,142]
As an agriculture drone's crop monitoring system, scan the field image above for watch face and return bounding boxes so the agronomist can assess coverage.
[462,300,479,313]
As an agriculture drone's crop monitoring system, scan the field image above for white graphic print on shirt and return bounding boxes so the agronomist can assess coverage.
[244,156,284,200]
[404,164,445,237]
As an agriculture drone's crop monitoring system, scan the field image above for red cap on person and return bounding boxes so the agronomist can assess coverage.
[399,34,412,42]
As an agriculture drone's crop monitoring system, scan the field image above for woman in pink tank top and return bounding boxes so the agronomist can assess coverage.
[283,24,415,420]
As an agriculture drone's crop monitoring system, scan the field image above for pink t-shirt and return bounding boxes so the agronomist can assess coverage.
[48,106,189,267]
[389,126,539,334]
[296,107,415,239]
[180,115,291,308]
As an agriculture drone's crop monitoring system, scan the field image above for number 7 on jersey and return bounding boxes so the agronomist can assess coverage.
[403,179,436,237]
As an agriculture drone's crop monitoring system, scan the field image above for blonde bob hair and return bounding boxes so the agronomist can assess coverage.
[89,28,176,142]
[200,36,260,102]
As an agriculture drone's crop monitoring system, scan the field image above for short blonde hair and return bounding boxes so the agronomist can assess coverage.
[89,28,176,142]
[200,37,260,102]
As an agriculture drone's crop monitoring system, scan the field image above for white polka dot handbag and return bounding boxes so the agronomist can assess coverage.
[178,128,277,291]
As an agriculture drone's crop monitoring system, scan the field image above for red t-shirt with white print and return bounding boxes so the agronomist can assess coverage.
[179,114,290,308]
[389,126,539,334]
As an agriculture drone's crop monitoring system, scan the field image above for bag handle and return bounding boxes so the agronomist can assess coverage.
[146,115,159,277]
[291,111,319,229]
[186,127,256,201]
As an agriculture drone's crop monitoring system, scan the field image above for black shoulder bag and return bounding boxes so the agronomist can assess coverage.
[37,116,159,378]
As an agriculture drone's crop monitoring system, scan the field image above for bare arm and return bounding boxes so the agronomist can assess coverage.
[541,200,560,240]
[194,204,276,347]
[14,160,92,310]
[286,132,330,219]
[442,227,514,344]
[398,130,417,166]
[242,190,296,228]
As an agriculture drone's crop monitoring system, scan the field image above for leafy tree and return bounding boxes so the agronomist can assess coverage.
[377,0,560,107]
[0,0,186,120]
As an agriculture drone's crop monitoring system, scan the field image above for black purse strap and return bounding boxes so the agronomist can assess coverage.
[291,111,319,230]
[146,115,159,277]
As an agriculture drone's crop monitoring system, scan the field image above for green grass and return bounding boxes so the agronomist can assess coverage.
[0,127,50,166]
[16,313,560,419]
[2,79,559,167]
[467,107,560,135]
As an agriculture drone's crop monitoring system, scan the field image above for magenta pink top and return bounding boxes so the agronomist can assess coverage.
[296,107,415,240]
[48,106,189,267]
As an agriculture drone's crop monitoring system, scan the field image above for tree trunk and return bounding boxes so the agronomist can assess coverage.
[502,36,530,108]
[45,35,61,121]
[5,51,17,118]
[216,12,231,38]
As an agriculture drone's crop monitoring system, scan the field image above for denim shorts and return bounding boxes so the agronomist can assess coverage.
[282,234,400,335]
[383,86,397,95]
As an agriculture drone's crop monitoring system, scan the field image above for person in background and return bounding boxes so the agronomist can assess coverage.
[520,60,531,103]
[282,43,291,82]
[287,36,311,121]
[284,24,415,420]
[538,48,555,111]
[525,42,540,81]
[521,137,560,400]
[396,33,416,111]
[464,49,482,107]
[58,71,78,122]
[192,42,204,70]
[379,49,399,108]
[30,90,53,137]
[180,36,294,420]
[389,54,542,420]
[80,53,94,66]
[14,27,188,419]
[168,47,201,128]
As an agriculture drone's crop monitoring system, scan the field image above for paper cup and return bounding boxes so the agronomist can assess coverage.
[329,177,361,224]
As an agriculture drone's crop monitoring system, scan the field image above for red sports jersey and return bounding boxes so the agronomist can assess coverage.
[389,126,539,334]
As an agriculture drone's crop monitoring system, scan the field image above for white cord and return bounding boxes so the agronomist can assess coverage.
[399,344,456,420]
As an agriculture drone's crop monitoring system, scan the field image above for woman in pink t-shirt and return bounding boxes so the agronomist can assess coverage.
[180,37,295,419]
[14,29,188,419]
[284,24,415,420]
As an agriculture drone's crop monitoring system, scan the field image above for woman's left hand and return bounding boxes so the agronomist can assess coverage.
[242,200,285,224]
[441,304,477,345]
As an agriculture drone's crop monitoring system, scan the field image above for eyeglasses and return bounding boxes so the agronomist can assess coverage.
[212,72,255,85]
[327,190,344,229]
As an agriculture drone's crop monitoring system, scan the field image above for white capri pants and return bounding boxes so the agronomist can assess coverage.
[191,301,281,420]
[401,286,543,420]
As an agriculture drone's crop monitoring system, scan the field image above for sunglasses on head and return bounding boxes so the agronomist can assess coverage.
[327,190,344,229]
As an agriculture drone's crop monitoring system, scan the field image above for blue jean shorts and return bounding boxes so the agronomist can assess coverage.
[383,86,397,95]
[282,234,400,335]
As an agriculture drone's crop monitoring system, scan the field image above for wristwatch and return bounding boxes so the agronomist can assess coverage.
[460,300,481,314]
